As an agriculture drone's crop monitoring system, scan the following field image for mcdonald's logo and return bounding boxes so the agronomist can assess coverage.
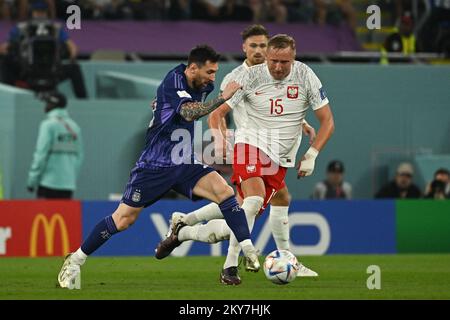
[29,213,70,257]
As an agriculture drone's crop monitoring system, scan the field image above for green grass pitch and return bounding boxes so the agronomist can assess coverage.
[1,254,449,300]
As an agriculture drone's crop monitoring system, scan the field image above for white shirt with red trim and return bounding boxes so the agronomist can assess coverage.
[223,61,329,167]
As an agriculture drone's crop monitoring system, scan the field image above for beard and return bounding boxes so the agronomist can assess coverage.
[193,77,209,90]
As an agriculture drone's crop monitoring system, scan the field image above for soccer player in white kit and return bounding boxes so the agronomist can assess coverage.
[159,32,335,285]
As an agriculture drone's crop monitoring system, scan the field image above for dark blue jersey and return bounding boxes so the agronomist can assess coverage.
[137,64,214,168]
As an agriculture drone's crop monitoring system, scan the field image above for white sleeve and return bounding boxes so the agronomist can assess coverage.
[226,69,250,109]
[220,72,232,92]
[306,66,329,110]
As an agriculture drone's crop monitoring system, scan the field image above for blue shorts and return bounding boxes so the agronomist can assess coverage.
[121,163,216,208]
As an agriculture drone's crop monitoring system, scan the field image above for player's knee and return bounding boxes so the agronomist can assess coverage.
[279,192,291,205]
[242,196,264,217]
[215,184,235,203]
[115,216,135,231]
[272,189,291,206]
[112,210,139,231]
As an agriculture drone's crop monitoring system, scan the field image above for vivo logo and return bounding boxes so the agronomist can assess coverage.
[150,212,331,256]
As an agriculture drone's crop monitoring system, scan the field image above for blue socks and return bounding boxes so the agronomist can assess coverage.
[218,196,251,242]
[81,215,119,255]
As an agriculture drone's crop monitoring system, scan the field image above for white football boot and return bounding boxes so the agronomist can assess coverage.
[167,212,187,237]
[297,262,319,277]
[58,253,81,289]
[243,249,260,272]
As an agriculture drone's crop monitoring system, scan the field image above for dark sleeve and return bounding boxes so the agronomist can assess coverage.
[163,73,194,114]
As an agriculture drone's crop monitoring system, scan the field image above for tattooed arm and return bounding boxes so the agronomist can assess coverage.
[179,95,226,122]
[179,81,242,122]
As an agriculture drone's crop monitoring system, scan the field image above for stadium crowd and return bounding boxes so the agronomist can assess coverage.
[0,0,359,25]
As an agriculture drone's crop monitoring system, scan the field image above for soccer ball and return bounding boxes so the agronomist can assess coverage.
[263,250,299,285]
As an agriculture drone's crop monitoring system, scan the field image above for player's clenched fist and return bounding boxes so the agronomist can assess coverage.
[297,147,319,178]
[221,81,242,100]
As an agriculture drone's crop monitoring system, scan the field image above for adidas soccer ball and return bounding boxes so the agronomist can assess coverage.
[263,250,299,285]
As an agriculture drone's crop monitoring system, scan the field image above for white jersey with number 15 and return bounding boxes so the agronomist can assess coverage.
[225,61,329,168]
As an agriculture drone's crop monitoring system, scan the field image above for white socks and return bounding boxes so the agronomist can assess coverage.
[71,248,87,266]
[178,219,229,243]
[184,203,223,226]
[269,206,290,250]
[223,196,264,269]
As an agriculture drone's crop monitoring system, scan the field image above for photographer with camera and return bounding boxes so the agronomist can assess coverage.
[425,168,450,200]
[0,1,87,98]
[27,91,83,199]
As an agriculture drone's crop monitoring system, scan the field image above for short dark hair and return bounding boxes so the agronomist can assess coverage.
[241,24,269,41]
[187,45,220,67]
[45,92,67,108]
[327,160,344,173]
[435,168,450,177]
[268,34,296,52]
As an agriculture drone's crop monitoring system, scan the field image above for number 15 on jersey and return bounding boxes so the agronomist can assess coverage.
[270,98,284,115]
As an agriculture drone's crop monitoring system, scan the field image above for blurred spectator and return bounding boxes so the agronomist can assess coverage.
[375,162,422,199]
[314,0,356,30]
[0,0,13,20]
[83,0,126,20]
[191,0,223,20]
[122,0,165,20]
[248,0,265,22]
[425,179,448,199]
[167,0,191,20]
[312,160,352,199]
[191,0,253,22]
[384,14,417,54]
[267,0,287,23]
[393,0,419,24]
[417,0,450,55]
[0,1,88,97]
[20,0,56,20]
[283,0,315,23]
[380,13,418,64]
[27,92,83,199]
[55,0,77,20]
[220,0,253,21]
[424,168,450,199]
[248,0,287,23]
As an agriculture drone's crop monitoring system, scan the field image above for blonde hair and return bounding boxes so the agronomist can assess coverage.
[268,34,296,54]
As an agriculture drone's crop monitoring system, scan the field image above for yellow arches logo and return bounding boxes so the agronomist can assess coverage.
[29,214,70,257]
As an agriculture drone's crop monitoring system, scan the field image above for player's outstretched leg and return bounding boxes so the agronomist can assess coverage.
[57,203,142,289]
[217,196,260,272]
[269,205,318,277]
[170,202,224,228]
[221,195,263,284]
[192,172,260,272]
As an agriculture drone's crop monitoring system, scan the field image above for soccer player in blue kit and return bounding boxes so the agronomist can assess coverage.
[57,45,260,289]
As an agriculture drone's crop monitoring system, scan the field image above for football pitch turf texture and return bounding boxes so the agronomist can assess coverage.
[1,254,449,300]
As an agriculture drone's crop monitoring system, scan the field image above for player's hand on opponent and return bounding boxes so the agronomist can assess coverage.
[221,81,242,100]
[302,122,316,145]
[297,147,319,179]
